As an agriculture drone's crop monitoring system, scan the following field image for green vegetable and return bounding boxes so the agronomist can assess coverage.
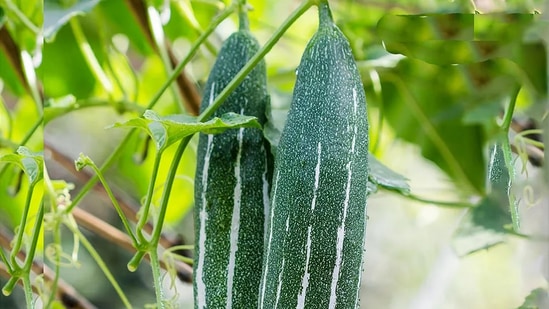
[259,2,369,309]
[193,12,270,309]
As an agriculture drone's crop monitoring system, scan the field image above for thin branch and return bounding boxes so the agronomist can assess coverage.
[0,26,30,95]
[72,208,193,283]
[166,42,201,115]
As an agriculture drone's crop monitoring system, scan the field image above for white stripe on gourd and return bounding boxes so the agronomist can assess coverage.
[195,82,215,307]
[259,171,280,309]
[194,22,270,309]
[259,2,369,309]
[226,123,244,309]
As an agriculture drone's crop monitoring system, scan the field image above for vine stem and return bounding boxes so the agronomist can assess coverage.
[9,182,37,266]
[66,222,133,309]
[22,275,33,309]
[22,202,44,309]
[136,151,162,242]
[147,6,235,114]
[173,1,218,55]
[85,158,139,246]
[0,246,10,272]
[149,247,165,308]
[404,193,475,208]
[501,87,520,134]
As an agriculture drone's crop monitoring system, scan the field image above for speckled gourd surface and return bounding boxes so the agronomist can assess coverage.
[193,23,270,309]
[258,2,369,309]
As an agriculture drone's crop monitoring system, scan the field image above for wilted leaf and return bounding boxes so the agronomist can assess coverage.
[110,110,261,151]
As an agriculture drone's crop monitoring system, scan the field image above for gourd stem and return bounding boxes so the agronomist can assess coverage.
[317,0,333,28]
[238,0,249,31]
[501,87,520,133]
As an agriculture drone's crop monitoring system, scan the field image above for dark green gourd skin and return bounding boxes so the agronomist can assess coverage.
[259,3,369,309]
[193,30,270,309]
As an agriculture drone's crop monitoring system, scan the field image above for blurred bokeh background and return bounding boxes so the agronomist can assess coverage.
[1,0,548,308]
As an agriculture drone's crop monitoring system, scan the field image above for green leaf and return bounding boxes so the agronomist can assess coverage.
[516,288,549,309]
[110,110,261,151]
[452,196,512,256]
[368,154,410,194]
[0,146,44,184]
[44,0,100,41]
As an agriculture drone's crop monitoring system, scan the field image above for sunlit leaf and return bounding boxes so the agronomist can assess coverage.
[0,146,44,184]
[110,110,261,151]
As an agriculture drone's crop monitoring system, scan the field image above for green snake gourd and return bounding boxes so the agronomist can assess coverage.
[193,15,270,309]
[259,2,369,309]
